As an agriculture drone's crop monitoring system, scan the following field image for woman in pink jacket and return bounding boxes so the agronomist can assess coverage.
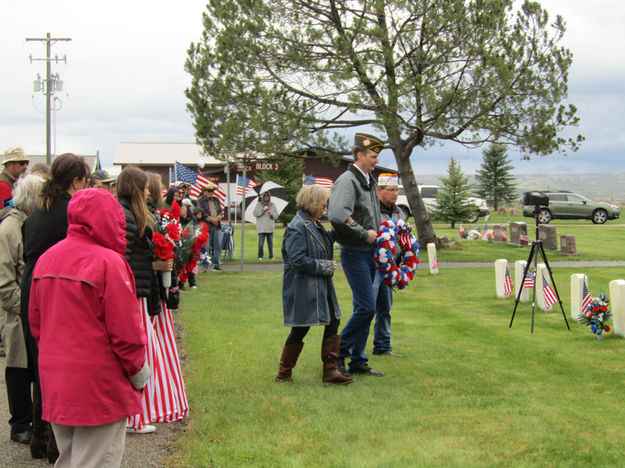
[29,188,149,468]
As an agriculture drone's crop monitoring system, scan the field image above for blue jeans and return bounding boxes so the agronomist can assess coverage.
[209,224,223,267]
[372,271,393,354]
[339,248,377,370]
[257,233,273,259]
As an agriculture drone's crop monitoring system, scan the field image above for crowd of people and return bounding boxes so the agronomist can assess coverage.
[0,150,194,467]
[1,133,405,464]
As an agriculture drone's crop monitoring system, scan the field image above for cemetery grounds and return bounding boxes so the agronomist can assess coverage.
[169,217,625,467]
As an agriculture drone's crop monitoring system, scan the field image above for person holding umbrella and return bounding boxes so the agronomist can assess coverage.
[253,192,278,260]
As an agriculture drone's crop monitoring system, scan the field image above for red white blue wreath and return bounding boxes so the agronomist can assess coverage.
[374,219,420,289]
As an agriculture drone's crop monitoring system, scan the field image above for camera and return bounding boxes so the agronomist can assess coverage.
[523,191,549,206]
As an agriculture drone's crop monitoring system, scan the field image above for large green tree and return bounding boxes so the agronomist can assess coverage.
[432,157,474,228]
[475,144,517,211]
[185,0,582,246]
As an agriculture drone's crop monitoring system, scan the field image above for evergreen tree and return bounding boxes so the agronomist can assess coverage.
[475,145,517,211]
[433,157,474,228]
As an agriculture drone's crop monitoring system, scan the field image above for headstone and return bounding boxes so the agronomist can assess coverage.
[514,260,530,302]
[570,274,587,321]
[509,222,529,246]
[493,224,508,243]
[495,259,508,298]
[609,280,625,337]
[560,234,577,255]
[537,225,557,250]
[427,242,439,275]
[536,263,549,311]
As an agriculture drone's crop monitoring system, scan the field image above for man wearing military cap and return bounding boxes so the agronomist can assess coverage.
[328,133,386,377]
[1,148,30,208]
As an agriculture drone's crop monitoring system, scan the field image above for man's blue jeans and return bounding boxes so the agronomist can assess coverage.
[209,224,222,267]
[339,248,377,371]
[372,271,393,354]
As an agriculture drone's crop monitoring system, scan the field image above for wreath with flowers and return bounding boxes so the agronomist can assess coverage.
[374,218,420,289]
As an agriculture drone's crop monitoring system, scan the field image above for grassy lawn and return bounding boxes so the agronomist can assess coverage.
[172,263,625,467]
[225,218,625,264]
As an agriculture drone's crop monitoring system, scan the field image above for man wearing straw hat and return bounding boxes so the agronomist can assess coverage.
[1,148,30,208]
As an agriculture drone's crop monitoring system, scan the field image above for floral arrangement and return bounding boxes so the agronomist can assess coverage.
[374,218,420,289]
[468,229,482,240]
[577,293,612,338]
[484,231,494,242]
[177,223,209,284]
[152,202,182,261]
[458,226,468,239]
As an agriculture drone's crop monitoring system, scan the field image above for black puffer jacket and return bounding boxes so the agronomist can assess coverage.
[119,197,156,300]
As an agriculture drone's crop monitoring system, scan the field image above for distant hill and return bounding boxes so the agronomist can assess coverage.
[415,173,625,203]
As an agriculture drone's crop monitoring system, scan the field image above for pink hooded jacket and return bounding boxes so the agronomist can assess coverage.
[30,188,147,426]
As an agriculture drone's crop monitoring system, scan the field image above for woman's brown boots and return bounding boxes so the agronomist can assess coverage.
[321,335,355,386]
[275,343,304,382]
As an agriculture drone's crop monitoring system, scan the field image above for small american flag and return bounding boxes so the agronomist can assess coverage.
[503,265,513,297]
[431,256,439,270]
[235,175,258,196]
[581,280,592,314]
[543,275,558,309]
[519,232,530,243]
[304,174,333,189]
[523,269,535,289]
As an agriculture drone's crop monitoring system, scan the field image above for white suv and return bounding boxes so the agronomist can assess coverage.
[396,185,489,223]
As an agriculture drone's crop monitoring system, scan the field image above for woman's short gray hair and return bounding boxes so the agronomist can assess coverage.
[13,174,45,215]
[296,184,329,215]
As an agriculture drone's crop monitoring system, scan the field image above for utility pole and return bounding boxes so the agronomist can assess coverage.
[26,33,71,164]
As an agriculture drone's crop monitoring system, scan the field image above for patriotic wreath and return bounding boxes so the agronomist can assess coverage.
[374,219,420,289]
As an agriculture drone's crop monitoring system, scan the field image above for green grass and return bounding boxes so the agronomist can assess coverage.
[172,265,625,467]
[225,219,625,264]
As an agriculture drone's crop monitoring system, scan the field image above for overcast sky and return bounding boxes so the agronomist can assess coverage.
[0,0,623,176]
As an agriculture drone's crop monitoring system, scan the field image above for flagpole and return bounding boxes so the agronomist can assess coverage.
[226,154,231,225]
[240,157,247,272]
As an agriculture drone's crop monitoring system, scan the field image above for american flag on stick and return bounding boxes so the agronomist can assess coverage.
[235,175,258,197]
[431,255,439,270]
[543,275,558,309]
[504,265,513,297]
[523,269,535,289]
[304,174,333,189]
[581,280,592,315]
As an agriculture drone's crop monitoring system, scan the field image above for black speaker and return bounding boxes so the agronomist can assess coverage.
[523,191,549,206]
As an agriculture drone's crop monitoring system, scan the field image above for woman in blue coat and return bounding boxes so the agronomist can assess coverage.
[276,185,354,386]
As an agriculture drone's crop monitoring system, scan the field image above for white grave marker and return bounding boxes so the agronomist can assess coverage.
[609,280,625,337]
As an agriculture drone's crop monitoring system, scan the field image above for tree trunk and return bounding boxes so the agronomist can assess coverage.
[392,145,437,247]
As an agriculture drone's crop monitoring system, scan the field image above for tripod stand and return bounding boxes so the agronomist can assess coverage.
[509,211,570,333]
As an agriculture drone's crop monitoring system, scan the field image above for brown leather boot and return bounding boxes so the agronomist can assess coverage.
[275,343,304,383]
[322,335,355,386]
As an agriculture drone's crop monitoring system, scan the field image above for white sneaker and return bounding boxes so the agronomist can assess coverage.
[191,285,198,289]
[258,257,263,260]
[126,425,156,434]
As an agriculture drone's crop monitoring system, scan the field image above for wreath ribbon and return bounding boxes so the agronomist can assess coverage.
[374,218,420,289]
